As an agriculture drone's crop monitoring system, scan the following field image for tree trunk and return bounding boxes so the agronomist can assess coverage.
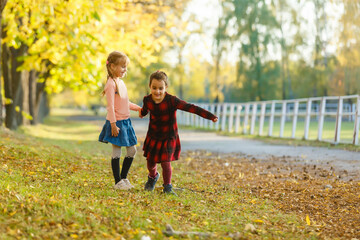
[0,0,8,127]
[35,77,47,123]
[20,69,30,125]
[29,70,38,124]
[37,91,49,123]
[10,45,27,128]
[2,42,17,129]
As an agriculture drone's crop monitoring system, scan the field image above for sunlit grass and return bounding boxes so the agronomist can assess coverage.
[0,110,320,239]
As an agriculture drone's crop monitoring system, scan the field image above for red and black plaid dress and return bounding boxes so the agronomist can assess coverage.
[141,93,217,163]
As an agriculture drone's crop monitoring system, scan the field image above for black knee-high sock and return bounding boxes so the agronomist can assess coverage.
[120,156,134,179]
[111,157,121,184]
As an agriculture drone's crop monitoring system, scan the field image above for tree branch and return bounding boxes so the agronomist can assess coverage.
[1,0,8,13]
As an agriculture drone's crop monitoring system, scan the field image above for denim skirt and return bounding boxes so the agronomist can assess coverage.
[98,119,137,147]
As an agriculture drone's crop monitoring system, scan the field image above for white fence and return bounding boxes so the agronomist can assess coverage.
[177,95,360,145]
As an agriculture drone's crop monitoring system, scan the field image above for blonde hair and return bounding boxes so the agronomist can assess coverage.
[102,51,130,96]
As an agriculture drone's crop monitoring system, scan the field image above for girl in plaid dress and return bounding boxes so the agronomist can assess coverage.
[98,51,141,190]
[139,71,218,195]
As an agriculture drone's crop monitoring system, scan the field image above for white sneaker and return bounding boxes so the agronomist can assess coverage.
[114,179,133,190]
[123,179,134,189]
[114,179,130,190]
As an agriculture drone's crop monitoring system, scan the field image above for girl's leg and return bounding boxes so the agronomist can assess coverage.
[161,162,172,185]
[161,162,177,195]
[111,144,122,184]
[147,159,157,178]
[144,159,160,191]
[120,145,137,179]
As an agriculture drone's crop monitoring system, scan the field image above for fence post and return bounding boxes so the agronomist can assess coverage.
[304,99,312,140]
[334,96,343,143]
[243,104,250,134]
[181,112,185,125]
[259,102,266,136]
[234,104,242,133]
[178,111,183,125]
[215,104,221,130]
[291,101,299,139]
[190,111,194,126]
[279,102,286,137]
[352,103,356,121]
[209,104,215,129]
[268,101,275,137]
[221,103,227,132]
[200,104,205,128]
[228,104,235,132]
[250,103,257,134]
[204,104,209,129]
[353,96,359,145]
[195,109,199,127]
[317,97,326,141]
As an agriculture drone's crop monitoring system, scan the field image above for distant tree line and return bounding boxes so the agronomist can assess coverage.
[1,0,359,130]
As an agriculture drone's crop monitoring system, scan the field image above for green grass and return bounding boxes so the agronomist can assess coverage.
[0,110,321,239]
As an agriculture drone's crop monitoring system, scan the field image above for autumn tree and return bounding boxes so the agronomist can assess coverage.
[1,0,190,130]
[218,0,279,101]
[0,0,7,127]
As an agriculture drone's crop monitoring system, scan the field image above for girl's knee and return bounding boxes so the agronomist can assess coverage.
[126,146,137,158]
[112,144,122,158]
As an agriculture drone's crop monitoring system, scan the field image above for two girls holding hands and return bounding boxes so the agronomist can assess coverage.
[99,51,218,195]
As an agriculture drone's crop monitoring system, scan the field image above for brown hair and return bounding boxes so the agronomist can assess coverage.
[102,51,130,96]
[149,70,169,87]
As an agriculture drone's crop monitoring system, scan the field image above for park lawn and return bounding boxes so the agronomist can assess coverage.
[0,110,357,239]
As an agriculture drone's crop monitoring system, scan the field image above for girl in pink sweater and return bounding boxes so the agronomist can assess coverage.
[98,51,141,190]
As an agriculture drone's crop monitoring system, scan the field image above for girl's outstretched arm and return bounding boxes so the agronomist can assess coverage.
[129,102,141,111]
[174,96,217,121]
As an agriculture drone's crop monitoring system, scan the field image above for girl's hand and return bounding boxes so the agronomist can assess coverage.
[139,109,144,118]
[111,122,120,137]
[213,117,218,123]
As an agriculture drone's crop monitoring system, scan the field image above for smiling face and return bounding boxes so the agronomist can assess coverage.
[110,60,128,78]
[150,78,167,103]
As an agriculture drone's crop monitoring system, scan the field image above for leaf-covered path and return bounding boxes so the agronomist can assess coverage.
[126,118,360,180]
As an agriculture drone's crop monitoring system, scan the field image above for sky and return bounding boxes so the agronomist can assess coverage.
[165,0,221,66]
[166,0,344,66]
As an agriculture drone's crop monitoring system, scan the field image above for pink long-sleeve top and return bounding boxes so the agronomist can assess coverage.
[104,77,140,123]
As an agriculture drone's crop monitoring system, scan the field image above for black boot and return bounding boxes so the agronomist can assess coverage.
[144,172,160,191]
[111,157,120,184]
[163,184,177,196]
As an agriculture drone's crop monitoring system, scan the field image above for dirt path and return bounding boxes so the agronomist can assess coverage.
[72,116,360,180]
[129,118,360,179]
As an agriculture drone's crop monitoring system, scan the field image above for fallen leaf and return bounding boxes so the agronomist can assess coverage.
[253,219,264,223]
[306,215,311,226]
